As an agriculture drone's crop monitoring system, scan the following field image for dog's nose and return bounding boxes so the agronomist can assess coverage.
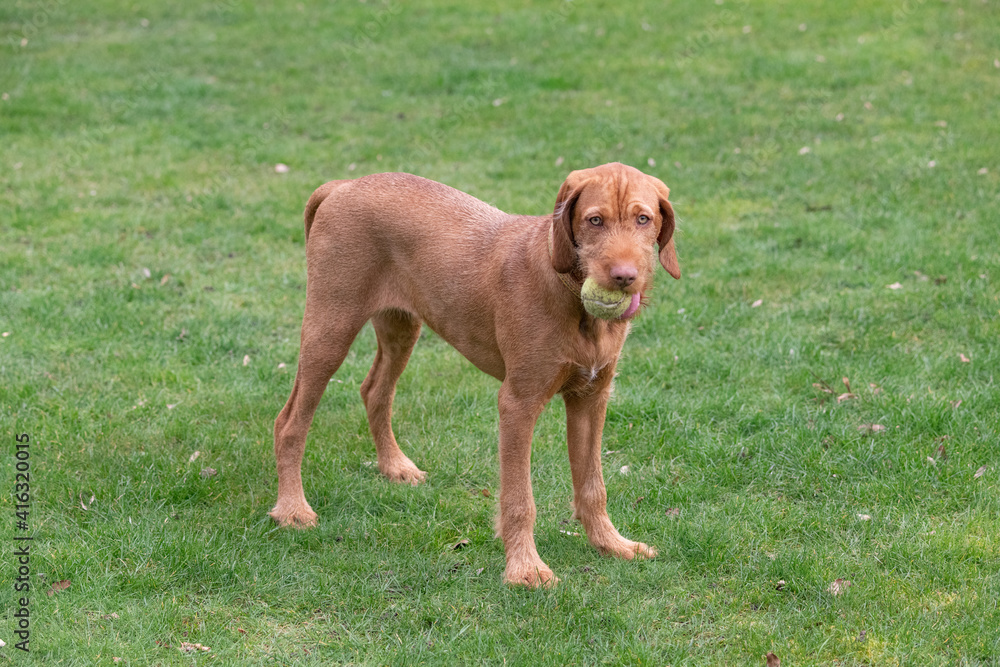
[610,265,637,288]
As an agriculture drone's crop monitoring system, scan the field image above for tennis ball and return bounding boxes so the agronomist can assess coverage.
[581,277,631,320]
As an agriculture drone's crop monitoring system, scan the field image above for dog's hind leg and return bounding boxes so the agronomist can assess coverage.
[360,309,427,484]
[271,304,367,527]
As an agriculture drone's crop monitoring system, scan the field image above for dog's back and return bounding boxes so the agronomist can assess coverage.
[303,172,533,376]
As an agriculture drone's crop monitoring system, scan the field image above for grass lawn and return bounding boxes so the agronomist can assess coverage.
[2,0,999,663]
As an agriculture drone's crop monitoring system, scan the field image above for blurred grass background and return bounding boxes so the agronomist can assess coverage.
[1,0,999,663]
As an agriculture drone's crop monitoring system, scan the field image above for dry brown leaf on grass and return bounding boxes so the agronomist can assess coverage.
[827,578,852,596]
[46,580,71,597]
[858,424,886,434]
[451,539,470,550]
[974,465,987,479]
[765,652,781,666]
[837,377,857,402]
[665,508,681,517]
[200,467,217,478]
[179,642,211,653]
[188,451,200,463]
[937,444,948,460]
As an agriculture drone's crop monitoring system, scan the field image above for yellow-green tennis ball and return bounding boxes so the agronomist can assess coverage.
[581,277,631,320]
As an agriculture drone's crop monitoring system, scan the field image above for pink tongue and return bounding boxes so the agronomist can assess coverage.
[618,293,641,320]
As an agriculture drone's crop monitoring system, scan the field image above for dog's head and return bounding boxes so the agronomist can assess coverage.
[550,162,680,300]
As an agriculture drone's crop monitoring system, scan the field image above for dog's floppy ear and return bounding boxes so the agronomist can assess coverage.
[551,172,587,274]
[650,176,681,280]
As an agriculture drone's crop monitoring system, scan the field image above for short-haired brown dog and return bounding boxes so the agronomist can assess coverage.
[271,162,680,587]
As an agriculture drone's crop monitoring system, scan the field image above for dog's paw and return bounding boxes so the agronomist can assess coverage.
[503,560,559,589]
[597,537,657,560]
[269,502,318,528]
[379,457,427,486]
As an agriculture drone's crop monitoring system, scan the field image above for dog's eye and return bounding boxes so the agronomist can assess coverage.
[588,216,603,226]
[637,214,650,225]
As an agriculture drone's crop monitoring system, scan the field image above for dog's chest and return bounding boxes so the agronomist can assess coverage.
[561,323,629,396]
[561,358,616,397]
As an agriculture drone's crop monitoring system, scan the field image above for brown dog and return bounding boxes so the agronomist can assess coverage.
[270,162,680,587]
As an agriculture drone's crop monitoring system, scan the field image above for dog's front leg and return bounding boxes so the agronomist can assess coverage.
[564,390,657,560]
[496,382,557,588]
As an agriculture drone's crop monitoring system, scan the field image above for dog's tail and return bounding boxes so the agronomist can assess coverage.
[303,180,350,242]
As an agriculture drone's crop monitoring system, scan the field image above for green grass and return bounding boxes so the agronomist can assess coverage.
[2,0,999,663]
